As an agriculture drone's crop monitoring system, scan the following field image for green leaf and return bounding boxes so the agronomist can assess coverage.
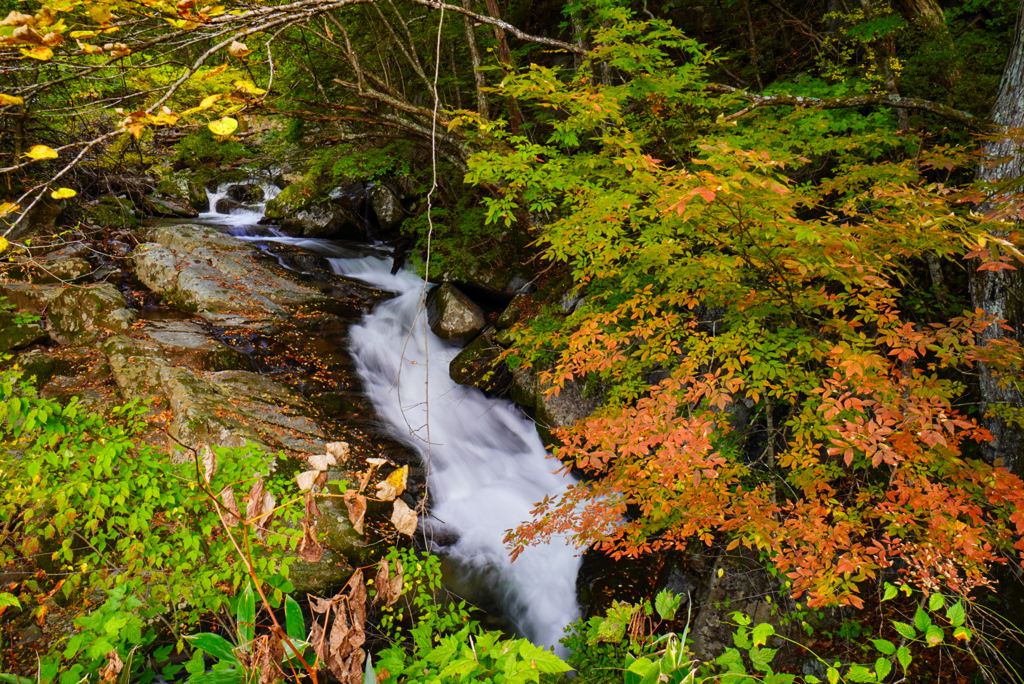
[237,585,255,647]
[946,601,965,627]
[924,624,944,646]
[186,633,239,665]
[928,593,946,612]
[882,583,898,601]
[846,665,875,683]
[875,658,892,681]
[0,594,21,610]
[186,670,245,684]
[891,621,916,640]
[655,590,681,622]
[826,666,840,684]
[751,622,775,647]
[871,638,895,655]
[896,646,912,673]
[625,657,655,684]
[913,607,931,632]
[284,595,305,642]
[749,646,777,672]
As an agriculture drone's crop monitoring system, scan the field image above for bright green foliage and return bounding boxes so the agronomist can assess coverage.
[373,548,570,683]
[0,366,300,683]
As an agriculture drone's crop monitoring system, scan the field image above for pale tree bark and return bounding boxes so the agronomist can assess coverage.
[971,0,1024,473]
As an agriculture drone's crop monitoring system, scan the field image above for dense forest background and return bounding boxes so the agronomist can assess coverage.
[5,0,1024,682]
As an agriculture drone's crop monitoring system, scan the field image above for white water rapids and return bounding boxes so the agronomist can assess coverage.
[201,180,583,651]
[331,255,582,652]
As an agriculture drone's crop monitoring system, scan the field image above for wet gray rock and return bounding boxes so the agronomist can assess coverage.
[132,224,322,319]
[427,284,486,346]
[102,334,330,457]
[368,183,404,231]
[509,364,601,442]
[215,198,240,214]
[0,310,47,352]
[47,283,137,346]
[1,243,93,285]
[83,196,140,230]
[137,320,248,370]
[142,195,199,219]
[157,172,209,213]
[226,184,264,203]
[448,329,511,395]
[0,282,66,314]
[264,180,366,241]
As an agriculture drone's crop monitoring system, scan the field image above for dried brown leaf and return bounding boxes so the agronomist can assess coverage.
[326,441,350,463]
[349,569,367,636]
[304,489,321,520]
[219,486,240,527]
[328,603,352,678]
[343,491,366,535]
[295,469,319,491]
[346,650,365,684]
[13,25,42,45]
[1,11,35,26]
[373,559,390,605]
[388,559,404,607]
[201,444,217,484]
[227,40,252,57]
[246,478,265,523]
[100,650,123,683]
[297,517,322,563]
[391,498,418,537]
[308,453,336,471]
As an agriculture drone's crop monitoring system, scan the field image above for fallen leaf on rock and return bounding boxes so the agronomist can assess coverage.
[326,441,350,463]
[308,453,337,471]
[295,469,319,491]
[391,499,417,537]
[375,466,408,502]
[343,491,366,535]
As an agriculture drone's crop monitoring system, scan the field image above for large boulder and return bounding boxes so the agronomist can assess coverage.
[47,283,137,346]
[368,183,404,231]
[137,320,248,370]
[449,330,511,395]
[156,172,209,212]
[226,183,264,203]
[141,194,199,219]
[264,180,367,241]
[0,282,66,314]
[215,198,240,214]
[0,310,47,352]
[102,335,331,457]
[82,196,140,230]
[131,224,322,320]
[509,364,601,442]
[427,284,486,346]
[1,243,92,284]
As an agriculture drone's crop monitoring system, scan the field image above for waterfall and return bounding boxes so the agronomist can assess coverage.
[329,255,583,653]
[200,178,283,236]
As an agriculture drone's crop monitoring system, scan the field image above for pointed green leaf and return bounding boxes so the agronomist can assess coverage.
[284,595,305,642]
[892,621,916,640]
[913,607,931,632]
[946,601,965,627]
[752,622,775,647]
[928,593,946,612]
[882,583,898,601]
[186,633,239,665]
[655,590,682,622]
[896,646,911,672]
[871,638,895,655]
[237,585,255,647]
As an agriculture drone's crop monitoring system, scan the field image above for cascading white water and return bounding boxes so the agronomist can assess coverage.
[329,255,583,652]
[200,178,283,235]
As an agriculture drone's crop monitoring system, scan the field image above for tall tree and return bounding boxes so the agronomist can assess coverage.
[971,0,1024,473]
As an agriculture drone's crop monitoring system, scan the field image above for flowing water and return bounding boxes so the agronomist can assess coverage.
[202,180,583,652]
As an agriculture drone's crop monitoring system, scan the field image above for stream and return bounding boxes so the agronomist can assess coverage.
[199,181,583,652]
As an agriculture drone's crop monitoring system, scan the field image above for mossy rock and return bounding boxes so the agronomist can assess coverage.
[0,311,47,353]
[426,284,486,347]
[156,173,209,212]
[449,330,511,396]
[47,283,137,346]
[83,196,140,231]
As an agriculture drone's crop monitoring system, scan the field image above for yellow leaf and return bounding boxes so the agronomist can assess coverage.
[226,40,251,58]
[24,145,58,160]
[50,188,76,199]
[77,41,103,54]
[89,5,113,24]
[0,94,23,106]
[69,30,99,38]
[234,79,266,96]
[207,117,237,136]
[20,46,53,60]
[203,64,229,79]
[0,236,7,254]
[198,93,221,109]
[0,203,18,218]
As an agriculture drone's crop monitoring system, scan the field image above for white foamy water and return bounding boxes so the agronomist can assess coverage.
[329,255,582,652]
[199,178,283,235]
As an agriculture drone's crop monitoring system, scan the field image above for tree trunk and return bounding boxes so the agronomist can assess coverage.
[971,0,1024,473]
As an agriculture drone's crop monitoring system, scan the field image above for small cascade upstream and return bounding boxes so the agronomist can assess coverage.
[199,178,283,236]
[331,256,583,652]
[197,180,583,652]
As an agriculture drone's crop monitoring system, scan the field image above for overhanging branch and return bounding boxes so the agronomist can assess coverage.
[708,84,992,131]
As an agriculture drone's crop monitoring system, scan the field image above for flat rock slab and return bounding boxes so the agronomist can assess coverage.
[132,224,324,320]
